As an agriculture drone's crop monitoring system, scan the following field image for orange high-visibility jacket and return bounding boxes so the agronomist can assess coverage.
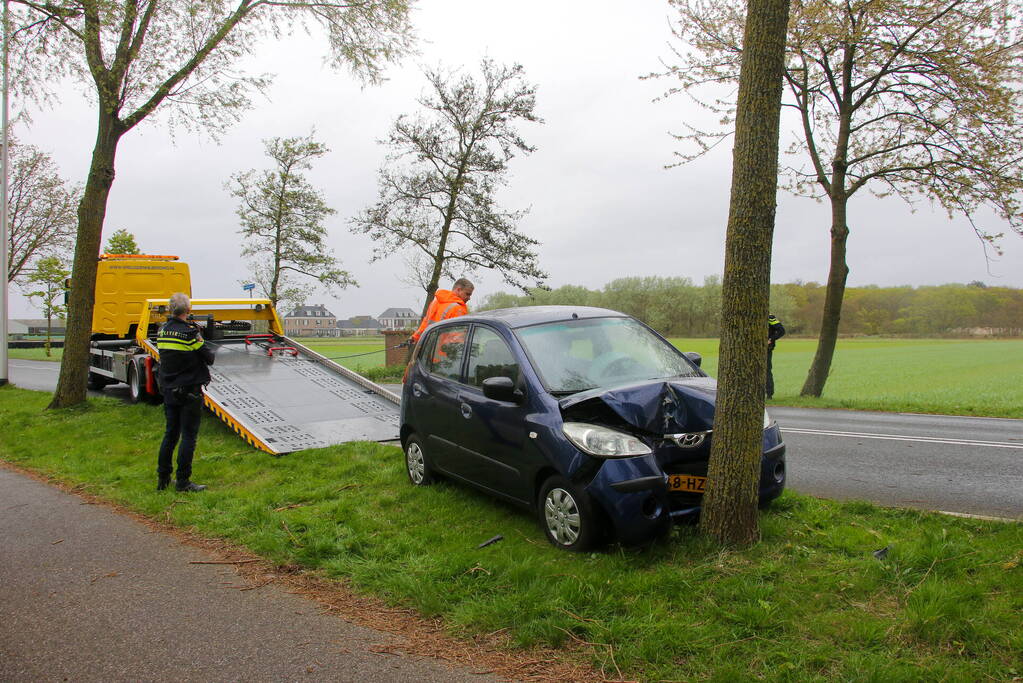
[411,289,469,341]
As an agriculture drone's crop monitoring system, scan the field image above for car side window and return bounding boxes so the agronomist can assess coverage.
[423,324,469,381]
[466,327,520,387]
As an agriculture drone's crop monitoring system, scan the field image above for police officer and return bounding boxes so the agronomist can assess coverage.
[767,313,786,399]
[156,293,215,492]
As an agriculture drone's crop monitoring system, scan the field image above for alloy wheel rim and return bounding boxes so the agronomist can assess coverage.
[544,487,581,545]
[407,443,425,484]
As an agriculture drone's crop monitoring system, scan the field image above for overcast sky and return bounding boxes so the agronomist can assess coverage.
[11,0,1023,320]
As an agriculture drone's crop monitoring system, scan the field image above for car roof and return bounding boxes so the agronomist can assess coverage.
[452,305,629,330]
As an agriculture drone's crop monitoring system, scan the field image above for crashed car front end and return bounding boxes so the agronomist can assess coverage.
[557,378,787,544]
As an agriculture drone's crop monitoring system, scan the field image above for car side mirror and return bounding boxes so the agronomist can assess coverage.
[684,352,702,368]
[482,376,521,402]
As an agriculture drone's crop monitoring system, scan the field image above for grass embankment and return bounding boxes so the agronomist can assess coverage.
[2,386,1020,681]
[669,337,1023,418]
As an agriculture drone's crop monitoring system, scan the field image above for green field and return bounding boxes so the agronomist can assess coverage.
[669,337,1023,418]
[1,385,1020,681]
[8,336,1023,417]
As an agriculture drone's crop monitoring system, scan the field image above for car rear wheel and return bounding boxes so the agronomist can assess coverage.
[539,475,600,551]
[404,435,435,486]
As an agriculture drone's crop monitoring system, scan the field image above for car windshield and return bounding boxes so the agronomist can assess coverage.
[516,317,701,394]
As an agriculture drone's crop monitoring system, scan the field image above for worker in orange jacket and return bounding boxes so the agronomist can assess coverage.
[411,278,474,344]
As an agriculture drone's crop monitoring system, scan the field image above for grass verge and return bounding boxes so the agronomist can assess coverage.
[7,347,63,361]
[2,385,1021,681]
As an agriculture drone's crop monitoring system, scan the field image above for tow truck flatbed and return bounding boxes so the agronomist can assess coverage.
[202,335,400,454]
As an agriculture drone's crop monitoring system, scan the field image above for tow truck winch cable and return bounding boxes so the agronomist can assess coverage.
[322,342,409,361]
[214,338,409,361]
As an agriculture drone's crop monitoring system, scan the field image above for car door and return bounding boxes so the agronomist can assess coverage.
[455,325,534,504]
[410,323,470,474]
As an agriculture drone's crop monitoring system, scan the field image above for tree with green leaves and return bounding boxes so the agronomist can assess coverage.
[25,257,71,357]
[10,0,415,408]
[695,0,791,547]
[351,59,547,315]
[6,138,79,284]
[656,0,1023,397]
[103,228,140,254]
[229,134,353,312]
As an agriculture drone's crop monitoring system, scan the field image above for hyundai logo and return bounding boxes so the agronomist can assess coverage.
[666,431,710,449]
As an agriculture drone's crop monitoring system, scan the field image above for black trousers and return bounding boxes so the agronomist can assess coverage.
[158,390,202,482]
[766,347,775,398]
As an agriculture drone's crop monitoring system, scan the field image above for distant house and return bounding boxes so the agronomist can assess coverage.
[284,304,338,337]
[377,307,419,330]
[337,315,383,337]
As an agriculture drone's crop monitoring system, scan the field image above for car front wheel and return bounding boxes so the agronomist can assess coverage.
[404,435,435,486]
[539,475,600,551]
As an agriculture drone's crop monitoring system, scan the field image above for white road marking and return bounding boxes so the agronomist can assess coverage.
[783,427,1023,450]
[937,510,1019,523]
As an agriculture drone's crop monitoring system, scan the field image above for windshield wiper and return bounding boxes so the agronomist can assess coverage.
[549,387,596,397]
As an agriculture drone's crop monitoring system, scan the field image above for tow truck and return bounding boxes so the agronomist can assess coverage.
[85,254,400,454]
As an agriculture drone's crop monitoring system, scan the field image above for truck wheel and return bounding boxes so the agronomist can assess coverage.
[87,372,108,391]
[127,363,143,404]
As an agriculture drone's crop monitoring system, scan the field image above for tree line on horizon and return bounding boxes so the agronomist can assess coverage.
[479,277,1023,338]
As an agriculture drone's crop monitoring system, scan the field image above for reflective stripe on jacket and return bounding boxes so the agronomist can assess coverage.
[157,317,215,389]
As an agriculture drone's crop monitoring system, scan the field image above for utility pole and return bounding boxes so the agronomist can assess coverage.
[0,0,11,387]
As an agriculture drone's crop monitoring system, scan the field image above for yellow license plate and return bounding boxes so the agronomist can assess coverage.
[667,474,706,493]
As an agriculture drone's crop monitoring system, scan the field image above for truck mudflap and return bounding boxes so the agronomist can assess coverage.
[202,335,400,455]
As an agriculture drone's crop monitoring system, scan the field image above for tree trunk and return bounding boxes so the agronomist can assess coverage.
[800,197,850,397]
[421,253,442,319]
[48,112,123,409]
[699,0,790,547]
[421,184,462,317]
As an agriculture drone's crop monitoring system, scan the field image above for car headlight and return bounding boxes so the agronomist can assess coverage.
[562,422,652,458]
[764,409,772,429]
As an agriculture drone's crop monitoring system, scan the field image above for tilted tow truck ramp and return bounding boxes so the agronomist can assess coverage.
[202,336,401,455]
[135,299,401,455]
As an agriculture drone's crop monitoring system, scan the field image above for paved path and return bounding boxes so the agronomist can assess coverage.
[0,467,498,683]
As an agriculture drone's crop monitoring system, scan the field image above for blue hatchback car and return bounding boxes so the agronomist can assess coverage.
[400,306,786,550]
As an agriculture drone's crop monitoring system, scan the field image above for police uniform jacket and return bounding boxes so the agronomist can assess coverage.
[768,316,786,350]
[157,317,215,390]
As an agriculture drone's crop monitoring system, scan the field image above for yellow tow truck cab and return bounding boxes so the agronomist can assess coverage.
[92,254,191,339]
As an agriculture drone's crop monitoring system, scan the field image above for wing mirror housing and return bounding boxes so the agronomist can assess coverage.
[684,351,702,368]
[482,376,522,402]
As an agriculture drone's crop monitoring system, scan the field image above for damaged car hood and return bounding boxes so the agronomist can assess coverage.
[558,377,718,434]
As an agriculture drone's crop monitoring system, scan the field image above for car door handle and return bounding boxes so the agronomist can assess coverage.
[460,403,472,419]
[412,382,424,398]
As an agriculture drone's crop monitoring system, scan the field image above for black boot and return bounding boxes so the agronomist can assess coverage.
[157,475,171,491]
[175,480,207,492]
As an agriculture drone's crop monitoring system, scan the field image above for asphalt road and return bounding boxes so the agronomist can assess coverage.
[7,359,1023,519]
[0,466,499,683]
